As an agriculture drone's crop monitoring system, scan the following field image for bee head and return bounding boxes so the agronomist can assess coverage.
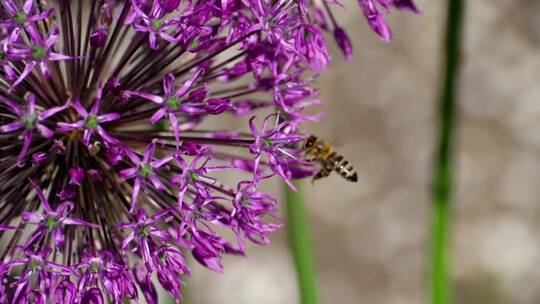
[303,135,317,149]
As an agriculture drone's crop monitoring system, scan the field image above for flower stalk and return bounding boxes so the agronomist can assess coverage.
[431,0,465,303]
[285,181,320,304]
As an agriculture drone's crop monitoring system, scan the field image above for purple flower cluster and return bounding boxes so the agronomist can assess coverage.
[0,0,416,302]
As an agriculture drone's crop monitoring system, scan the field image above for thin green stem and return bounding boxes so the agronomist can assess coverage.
[431,0,465,304]
[285,181,320,304]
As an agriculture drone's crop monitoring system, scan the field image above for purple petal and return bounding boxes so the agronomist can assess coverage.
[53,279,76,304]
[83,129,92,146]
[0,121,23,132]
[57,121,84,131]
[159,0,181,12]
[150,156,173,168]
[150,32,160,49]
[334,27,353,61]
[62,217,99,228]
[96,126,118,145]
[54,226,65,248]
[3,0,17,14]
[9,62,36,91]
[40,61,51,78]
[121,230,135,250]
[27,94,36,114]
[97,82,104,100]
[174,69,202,97]
[168,113,180,145]
[131,179,141,212]
[39,104,67,120]
[23,0,33,13]
[140,239,153,270]
[192,249,223,273]
[0,95,24,116]
[71,100,88,117]
[97,113,120,123]
[163,74,175,96]
[143,142,156,163]
[124,147,141,165]
[0,224,17,231]
[36,124,54,138]
[149,175,165,190]
[134,266,158,304]
[81,288,104,304]
[248,116,259,135]
[120,168,138,179]
[130,0,149,19]
[156,271,182,300]
[21,211,44,223]
[91,98,101,116]
[49,52,74,61]
[205,98,231,115]
[126,91,163,104]
[17,132,33,167]
[160,32,179,44]
[45,28,60,49]
[391,0,420,13]
[359,0,393,42]
[150,108,166,124]
[56,201,74,216]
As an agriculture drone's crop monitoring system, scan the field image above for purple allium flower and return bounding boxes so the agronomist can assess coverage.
[0,0,416,302]
[0,93,65,166]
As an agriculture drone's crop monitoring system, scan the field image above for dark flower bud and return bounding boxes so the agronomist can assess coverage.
[334,27,353,61]
[90,28,108,48]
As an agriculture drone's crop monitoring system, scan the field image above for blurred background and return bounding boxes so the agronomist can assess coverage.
[183,0,540,303]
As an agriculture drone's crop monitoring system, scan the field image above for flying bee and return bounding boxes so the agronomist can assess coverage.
[301,135,358,183]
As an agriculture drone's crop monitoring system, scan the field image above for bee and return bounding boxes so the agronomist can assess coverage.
[302,135,358,183]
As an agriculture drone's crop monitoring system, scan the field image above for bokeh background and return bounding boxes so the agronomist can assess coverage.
[182,1,540,303]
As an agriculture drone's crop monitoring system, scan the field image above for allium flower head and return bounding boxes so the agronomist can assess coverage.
[0,0,416,302]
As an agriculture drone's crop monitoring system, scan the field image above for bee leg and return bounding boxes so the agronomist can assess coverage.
[311,170,323,183]
[311,168,330,183]
[306,156,317,162]
[303,150,317,162]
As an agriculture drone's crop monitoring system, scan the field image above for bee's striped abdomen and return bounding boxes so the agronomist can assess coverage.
[335,158,358,182]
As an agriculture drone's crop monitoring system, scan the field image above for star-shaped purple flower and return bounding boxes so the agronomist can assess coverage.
[57,85,120,147]
[248,114,304,189]
[22,179,99,249]
[171,154,229,208]
[120,141,173,212]
[128,0,182,49]
[0,0,53,31]
[76,251,137,303]
[7,247,72,302]
[9,26,74,79]
[124,70,203,146]
[0,94,65,166]
[118,209,172,272]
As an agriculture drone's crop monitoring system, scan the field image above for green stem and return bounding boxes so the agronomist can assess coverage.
[285,181,320,304]
[431,0,465,304]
